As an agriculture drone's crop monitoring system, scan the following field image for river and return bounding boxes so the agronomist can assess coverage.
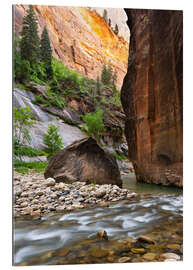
[13,174,183,265]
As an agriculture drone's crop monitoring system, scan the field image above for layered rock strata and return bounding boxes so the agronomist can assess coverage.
[13,5,129,89]
[121,9,183,187]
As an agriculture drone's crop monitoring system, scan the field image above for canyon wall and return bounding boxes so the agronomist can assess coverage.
[121,9,183,187]
[13,5,129,89]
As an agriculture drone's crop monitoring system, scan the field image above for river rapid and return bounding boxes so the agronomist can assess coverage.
[13,174,183,265]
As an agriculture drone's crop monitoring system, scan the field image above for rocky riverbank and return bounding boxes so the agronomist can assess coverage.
[13,170,138,218]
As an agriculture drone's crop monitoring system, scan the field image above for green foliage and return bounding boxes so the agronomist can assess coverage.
[40,27,53,79]
[14,145,47,158]
[14,161,48,174]
[109,90,121,108]
[101,63,117,88]
[113,152,127,161]
[20,5,40,68]
[81,109,105,140]
[33,87,67,109]
[43,124,64,158]
[13,106,34,146]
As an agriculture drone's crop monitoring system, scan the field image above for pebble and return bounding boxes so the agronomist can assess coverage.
[160,252,181,261]
[118,257,131,263]
[14,171,140,217]
[46,178,56,187]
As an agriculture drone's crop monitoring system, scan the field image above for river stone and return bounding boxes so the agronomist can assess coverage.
[46,178,56,187]
[89,246,108,258]
[142,253,156,260]
[167,244,181,250]
[118,257,131,263]
[137,235,156,244]
[131,248,146,254]
[44,137,122,187]
[160,252,181,261]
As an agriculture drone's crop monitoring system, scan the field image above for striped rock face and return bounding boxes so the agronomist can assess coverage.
[121,9,183,187]
[13,5,129,90]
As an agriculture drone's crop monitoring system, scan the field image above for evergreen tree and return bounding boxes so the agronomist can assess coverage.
[103,9,108,23]
[101,63,113,85]
[40,26,53,79]
[108,18,111,27]
[20,5,40,69]
[114,24,119,35]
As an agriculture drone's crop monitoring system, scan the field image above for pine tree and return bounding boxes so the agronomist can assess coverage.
[103,9,108,23]
[114,24,119,35]
[40,26,53,79]
[20,5,40,69]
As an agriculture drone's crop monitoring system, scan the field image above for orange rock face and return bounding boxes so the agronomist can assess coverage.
[13,5,129,89]
[121,9,183,187]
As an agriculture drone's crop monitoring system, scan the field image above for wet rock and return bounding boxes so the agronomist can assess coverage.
[137,235,156,245]
[44,137,122,187]
[131,248,146,254]
[142,253,156,261]
[160,252,181,261]
[46,178,56,187]
[118,257,131,263]
[56,206,66,213]
[89,246,108,258]
[166,244,181,250]
[97,230,108,240]
[99,202,110,207]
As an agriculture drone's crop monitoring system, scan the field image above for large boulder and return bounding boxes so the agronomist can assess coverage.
[44,137,122,187]
[121,9,183,187]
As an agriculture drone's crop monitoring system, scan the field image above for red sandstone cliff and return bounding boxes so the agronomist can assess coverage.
[121,9,183,187]
[13,5,129,89]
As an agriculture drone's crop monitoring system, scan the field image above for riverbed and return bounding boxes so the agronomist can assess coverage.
[13,173,183,265]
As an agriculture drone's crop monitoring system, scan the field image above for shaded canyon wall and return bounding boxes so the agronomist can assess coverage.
[121,9,183,187]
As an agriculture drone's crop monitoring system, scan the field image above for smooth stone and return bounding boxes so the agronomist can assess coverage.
[20,202,28,208]
[167,244,181,250]
[36,190,44,196]
[15,188,22,196]
[118,257,131,263]
[160,253,181,261]
[137,235,156,244]
[131,248,146,254]
[142,253,156,260]
[20,192,29,197]
[89,246,108,258]
[46,178,56,187]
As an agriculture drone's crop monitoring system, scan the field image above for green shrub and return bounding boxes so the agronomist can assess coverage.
[14,161,48,174]
[109,90,121,108]
[113,152,127,161]
[43,124,64,158]
[13,106,34,146]
[81,109,106,141]
[14,146,47,157]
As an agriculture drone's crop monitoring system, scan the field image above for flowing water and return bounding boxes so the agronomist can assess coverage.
[13,174,183,265]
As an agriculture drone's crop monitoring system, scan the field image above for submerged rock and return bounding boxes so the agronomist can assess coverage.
[44,137,122,187]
